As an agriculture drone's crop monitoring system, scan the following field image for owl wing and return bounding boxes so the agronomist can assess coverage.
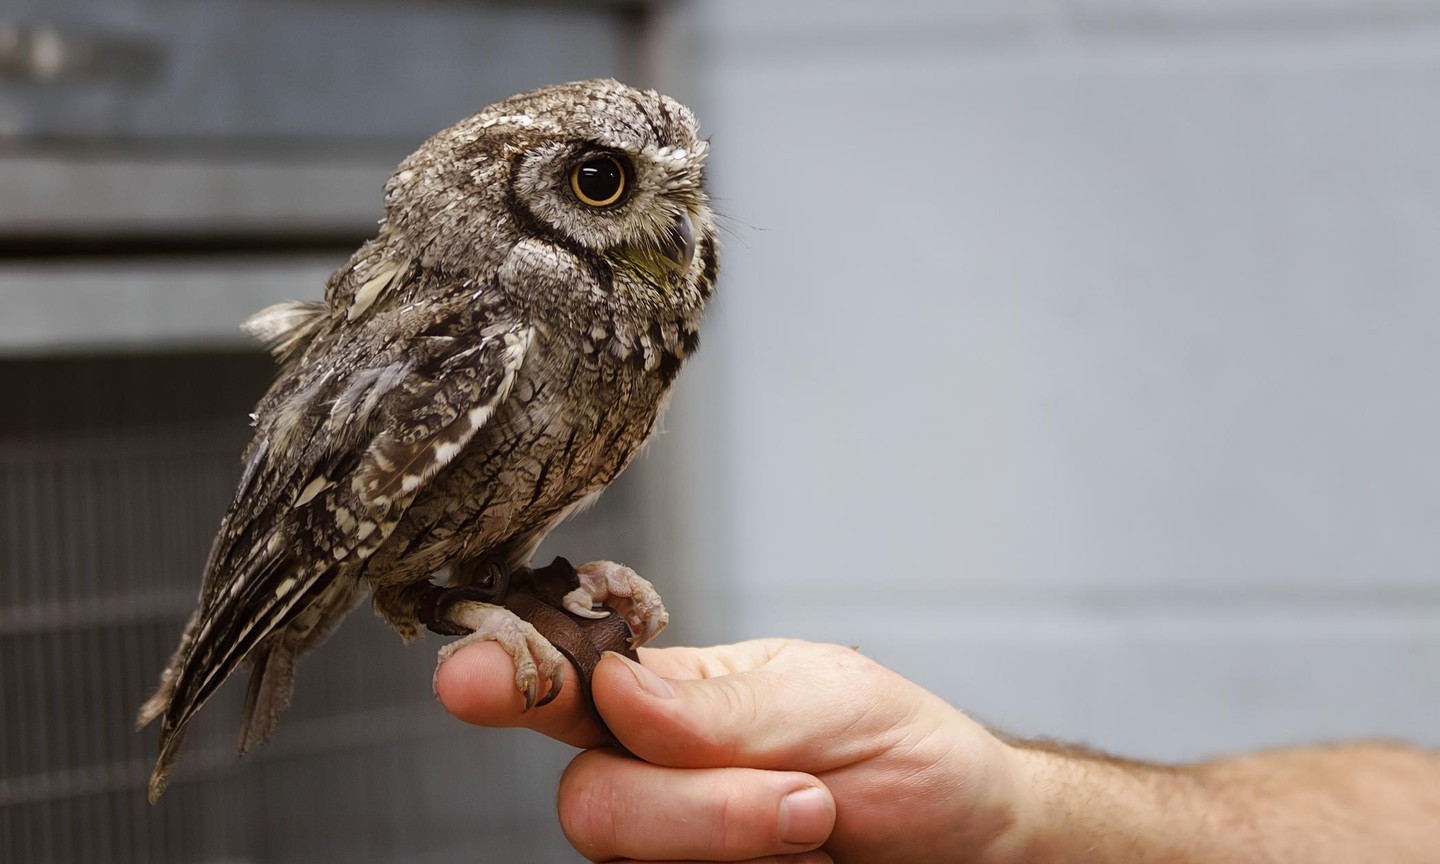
[143,287,533,800]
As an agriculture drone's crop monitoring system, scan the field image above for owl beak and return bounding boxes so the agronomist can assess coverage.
[658,211,696,271]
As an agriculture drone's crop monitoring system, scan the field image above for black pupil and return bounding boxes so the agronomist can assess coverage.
[577,157,622,202]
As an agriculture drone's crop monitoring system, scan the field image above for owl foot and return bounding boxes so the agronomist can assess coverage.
[435,600,565,710]
[562,561,668,649]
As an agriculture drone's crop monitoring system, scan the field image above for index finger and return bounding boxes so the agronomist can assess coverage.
[433,638,801,749]
[434,641,606,748]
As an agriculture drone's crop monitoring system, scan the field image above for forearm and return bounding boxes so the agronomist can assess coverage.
[1187,743,1440,862]
[994,739,1440,864]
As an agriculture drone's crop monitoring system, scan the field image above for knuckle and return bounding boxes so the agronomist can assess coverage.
[706,678,762,761]
[710,773,813,860]
[708,781,750,856]
[816,641,874,672]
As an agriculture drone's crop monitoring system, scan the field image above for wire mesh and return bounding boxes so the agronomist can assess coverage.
[0,350,626,862]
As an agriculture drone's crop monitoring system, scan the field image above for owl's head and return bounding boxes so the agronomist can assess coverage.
[384,79,716,308]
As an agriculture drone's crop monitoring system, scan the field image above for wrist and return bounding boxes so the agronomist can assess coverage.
[972,743,1082,864]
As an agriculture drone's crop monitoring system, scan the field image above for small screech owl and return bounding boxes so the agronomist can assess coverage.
[137,79,718,801]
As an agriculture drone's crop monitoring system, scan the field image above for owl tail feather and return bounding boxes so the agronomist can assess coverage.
[136,676,173,733]
[237,644,296,757]
[137,607,203,733]
[146,727,189,804]
[141,644,297,803]
[138,608,205,803]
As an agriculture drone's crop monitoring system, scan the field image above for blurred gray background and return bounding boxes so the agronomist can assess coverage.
[3,0,1439,862]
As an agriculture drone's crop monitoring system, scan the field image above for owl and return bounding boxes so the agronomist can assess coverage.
[137,79,718,802]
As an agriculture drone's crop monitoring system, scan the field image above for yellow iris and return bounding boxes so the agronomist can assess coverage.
[570,155,627,207]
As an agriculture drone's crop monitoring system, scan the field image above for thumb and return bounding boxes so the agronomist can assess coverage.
[594,640,932,771]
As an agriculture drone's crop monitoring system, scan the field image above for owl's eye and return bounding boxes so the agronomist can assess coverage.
[569,155,627,207]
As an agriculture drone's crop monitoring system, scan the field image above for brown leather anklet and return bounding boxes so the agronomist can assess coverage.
[503,557,638,751]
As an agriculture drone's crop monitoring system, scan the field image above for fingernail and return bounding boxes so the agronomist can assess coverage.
[608,651,676,699]
[779,786,833,846]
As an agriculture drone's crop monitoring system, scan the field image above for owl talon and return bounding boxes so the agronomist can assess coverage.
[565,604,611,621]
[434,600,565,711]
[563,561,668,648]
[534,674,562,709]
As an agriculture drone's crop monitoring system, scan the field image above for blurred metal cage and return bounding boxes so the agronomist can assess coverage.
[0,347,648,858]
[0,352,646,862]
[0,1,667,860]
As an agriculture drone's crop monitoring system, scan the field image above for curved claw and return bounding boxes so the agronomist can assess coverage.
[434,600,567,713]
[534,666,565,709]
[624,604,669,648]
[562,594,612,620]
[571,561,669,649]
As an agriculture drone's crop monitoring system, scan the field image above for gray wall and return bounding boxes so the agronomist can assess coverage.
[651,0,1440,761]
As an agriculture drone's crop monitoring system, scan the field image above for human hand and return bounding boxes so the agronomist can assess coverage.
[434,638,1034,864]
[437,636,1440,864]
